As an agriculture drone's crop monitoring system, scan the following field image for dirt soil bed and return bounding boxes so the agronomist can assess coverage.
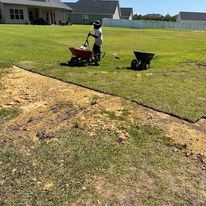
[0,66,206,157]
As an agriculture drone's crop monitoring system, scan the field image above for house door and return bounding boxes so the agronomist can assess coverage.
[28,8,38,22]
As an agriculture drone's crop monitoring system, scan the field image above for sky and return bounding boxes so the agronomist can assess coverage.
[64,0,206,15]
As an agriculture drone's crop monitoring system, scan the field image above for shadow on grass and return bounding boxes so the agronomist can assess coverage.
[59,62,100,68]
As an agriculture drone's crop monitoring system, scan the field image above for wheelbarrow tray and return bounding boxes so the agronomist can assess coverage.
[69,47,93,59]
[134,51,155,63]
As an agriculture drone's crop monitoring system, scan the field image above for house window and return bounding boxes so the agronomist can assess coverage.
[82,14,89,23]
[0,9,2,19]
[10,9,14,19]
[19,10,24,19]
[15,9,19,19]
[10,9,24,20]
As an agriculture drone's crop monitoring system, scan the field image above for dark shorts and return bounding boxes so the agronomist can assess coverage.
[93,44,101,62]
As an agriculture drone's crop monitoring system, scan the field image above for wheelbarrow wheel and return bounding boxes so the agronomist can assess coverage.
[68,57,78,66]
[138,62,148,70]
[131,59,138,70]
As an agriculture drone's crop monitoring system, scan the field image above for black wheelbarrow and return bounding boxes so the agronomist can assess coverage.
[131,51,156,70]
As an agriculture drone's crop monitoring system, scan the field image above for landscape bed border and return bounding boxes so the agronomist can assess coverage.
[14,64,206,123]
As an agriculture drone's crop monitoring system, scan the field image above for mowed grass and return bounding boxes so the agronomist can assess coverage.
[0,25,206,121]
[0,25,206,204]
[1,125,206,205]
[0,107,21,124]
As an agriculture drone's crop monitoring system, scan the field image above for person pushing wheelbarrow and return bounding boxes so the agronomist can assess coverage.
[88,20,103,66]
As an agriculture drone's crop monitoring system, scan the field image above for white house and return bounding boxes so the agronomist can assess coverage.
[65,0,124,24]
[0,0,72,25]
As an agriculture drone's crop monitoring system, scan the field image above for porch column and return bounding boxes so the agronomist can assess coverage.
[38,8,43,18]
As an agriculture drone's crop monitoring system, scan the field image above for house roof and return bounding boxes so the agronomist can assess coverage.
[144,13,162,18]
[180,12,206,21]
[65,0,119,15]
[0,0,72,10]
[120,7,133,17]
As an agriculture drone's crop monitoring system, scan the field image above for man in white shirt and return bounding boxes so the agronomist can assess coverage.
[89,20,103,65]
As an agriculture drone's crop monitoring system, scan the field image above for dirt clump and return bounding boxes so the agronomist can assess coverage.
[0,66,206,157]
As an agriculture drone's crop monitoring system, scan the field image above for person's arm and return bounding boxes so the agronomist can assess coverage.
[88,32,99,39]
[89,32,98,39]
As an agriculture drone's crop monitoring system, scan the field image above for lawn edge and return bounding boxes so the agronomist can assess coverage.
[14,64,204,123]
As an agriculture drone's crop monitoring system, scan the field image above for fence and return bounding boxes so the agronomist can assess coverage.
[102,18,206,31]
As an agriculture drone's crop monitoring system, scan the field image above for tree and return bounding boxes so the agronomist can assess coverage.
[133,13,177,22]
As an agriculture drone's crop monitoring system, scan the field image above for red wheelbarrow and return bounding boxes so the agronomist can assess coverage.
[68,34,105,66]
[68,47,105,66]
[68,47,92,66]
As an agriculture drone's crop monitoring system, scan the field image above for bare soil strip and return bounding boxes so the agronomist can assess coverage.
[0,66,206,157]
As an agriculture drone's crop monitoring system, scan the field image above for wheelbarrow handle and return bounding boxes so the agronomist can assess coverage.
[83,40,89,47]
[83,33,90,47]
[152,55,158,60]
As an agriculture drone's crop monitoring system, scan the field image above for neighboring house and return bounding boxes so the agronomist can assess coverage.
[0,0,72,25]
[144,14,162,19]
[120,8,133,20]
[65,0,121,24]
[177,12,206,24]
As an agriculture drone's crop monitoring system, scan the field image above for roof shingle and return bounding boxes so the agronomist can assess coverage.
[65,0,119,15]
[180,12,206,21]
[0,0,72,10]
[120,7,133,17]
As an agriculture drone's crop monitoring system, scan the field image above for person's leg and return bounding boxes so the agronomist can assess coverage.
[93,44,101,63]
[97,46,101,62]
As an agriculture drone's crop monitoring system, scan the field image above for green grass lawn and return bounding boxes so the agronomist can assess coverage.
[0,25,206,121]
[0,107,21,124]
[0,25,206,204]
[1,124,205,205]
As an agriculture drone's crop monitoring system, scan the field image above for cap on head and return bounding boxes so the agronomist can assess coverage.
[93,20,101,29]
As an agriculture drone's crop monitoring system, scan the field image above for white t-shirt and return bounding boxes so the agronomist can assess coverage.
[94,28,103,47]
